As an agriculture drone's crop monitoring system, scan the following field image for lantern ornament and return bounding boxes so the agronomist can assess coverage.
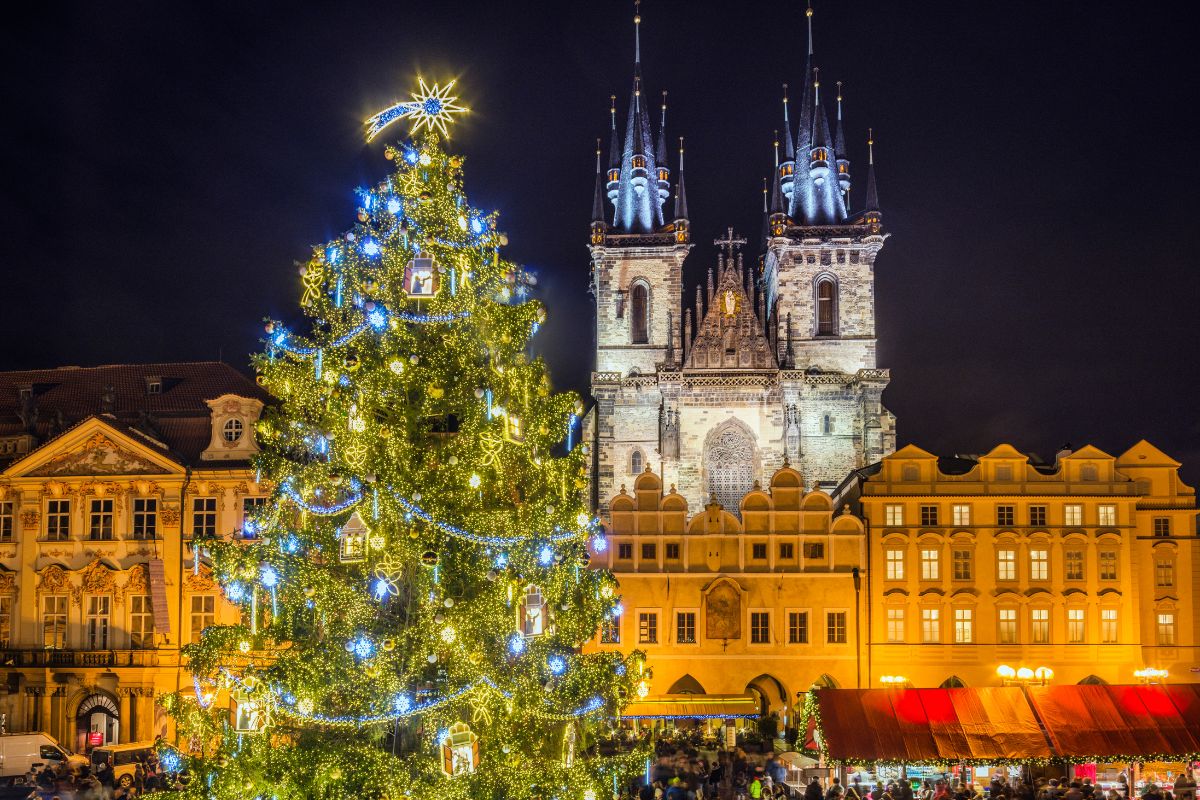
[404,251,440,298]
[519,585,547,637]
[440,722,479,777]
[235,699,265,732]
[338,512,369,563]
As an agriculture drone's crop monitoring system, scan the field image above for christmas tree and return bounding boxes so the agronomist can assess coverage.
[162,79,645,800]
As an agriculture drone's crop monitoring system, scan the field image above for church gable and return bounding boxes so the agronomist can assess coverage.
[684,251,776,371]
[6,417,183,478]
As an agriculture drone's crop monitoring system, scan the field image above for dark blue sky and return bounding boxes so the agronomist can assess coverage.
[3,1,1198,478]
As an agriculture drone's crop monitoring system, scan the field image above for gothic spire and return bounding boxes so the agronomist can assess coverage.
[782,83,796,161]
[591,139,606,223]
[834,81,848,159]
[607,95,621,171]
[656,90,669,164]
[865,128,880,214]
[673,137,689,221]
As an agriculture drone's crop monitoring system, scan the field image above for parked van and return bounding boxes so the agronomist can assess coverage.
[0,732,81,781]
[90,741,156,787]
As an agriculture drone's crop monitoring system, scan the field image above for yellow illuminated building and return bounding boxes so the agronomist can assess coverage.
[0,364,267,749]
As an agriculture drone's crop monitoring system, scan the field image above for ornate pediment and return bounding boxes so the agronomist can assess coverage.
[28,432,166,477]
[684,249,777,371]
[37,563,72,595]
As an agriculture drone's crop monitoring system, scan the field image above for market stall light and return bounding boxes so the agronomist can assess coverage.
[1134,667,1169,684]
[879,675,909,686]
[996,665,1017,680]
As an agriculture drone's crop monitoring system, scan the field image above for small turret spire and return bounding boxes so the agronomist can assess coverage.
[868,127,874,166]
[782,83,795,161]
[762,178,769,213]
[865,127,881,217]
[634,0,642,66]
[806,0,814,56]
[656,90,669,164]
[607,95,620,170]
[773,130,780,168]
[673,136,689,222]
[591,138,605,223]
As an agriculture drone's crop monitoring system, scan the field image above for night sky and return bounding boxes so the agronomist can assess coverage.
[4,2,1199,479]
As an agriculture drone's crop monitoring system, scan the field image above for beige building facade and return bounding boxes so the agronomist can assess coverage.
[0,364,267,751]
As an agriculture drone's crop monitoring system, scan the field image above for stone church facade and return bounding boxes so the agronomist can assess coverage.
[585,7,895,514]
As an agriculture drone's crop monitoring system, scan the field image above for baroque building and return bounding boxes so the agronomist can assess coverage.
[0,363,267,750]
[586,5,894,515]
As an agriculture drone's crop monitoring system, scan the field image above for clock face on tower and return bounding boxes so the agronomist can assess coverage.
[721,289,741,318]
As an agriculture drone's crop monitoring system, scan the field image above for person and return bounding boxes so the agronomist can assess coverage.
[827,777,845,800]
[1174,771,1197,800]
[920,781,935,800]
[1065,783,1084,800]
[750,773,765,800]
[807,777,825,800]
[734,770,749,800]
[847,779,864,800]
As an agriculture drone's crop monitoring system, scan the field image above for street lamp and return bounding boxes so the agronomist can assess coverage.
[880,675,909,686]
[1134,667,1168,684]
[997,664,1053,686]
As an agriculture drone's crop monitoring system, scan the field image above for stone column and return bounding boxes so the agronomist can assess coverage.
[39,691,51,737]
[119,690,132,743]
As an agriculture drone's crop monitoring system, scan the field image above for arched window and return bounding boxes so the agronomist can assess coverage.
[632,155,646,170]
[823,415,833,435]
[630,283,649,344]
[630,450,643,475]
[816,279,836,336]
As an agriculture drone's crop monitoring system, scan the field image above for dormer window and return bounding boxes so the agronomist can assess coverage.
[223,418,244,443]
[145,377,162,395]
[17,386,32,402]
[202,394,265,462]
[632,155,646,170]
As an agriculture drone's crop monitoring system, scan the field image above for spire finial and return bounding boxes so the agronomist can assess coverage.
[836,81,843,121]
[661,89,668,128]
[782,83,790,124]
[762,178,769,213]
[806,0,814,56]
[813,67,820,105]
[773,130,780,167]
[610,95,617,130]
[678,136,685,170]
[595,138,602,172]
[634,0,642,65]
[868,127,874,165]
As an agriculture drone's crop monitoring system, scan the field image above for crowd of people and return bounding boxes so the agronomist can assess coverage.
[7,752,184,800]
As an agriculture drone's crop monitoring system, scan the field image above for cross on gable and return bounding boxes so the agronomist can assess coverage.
[713,227,747,256]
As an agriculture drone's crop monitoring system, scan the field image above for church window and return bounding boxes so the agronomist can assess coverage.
[630,283,649,344]
[822,414,833,435]
[704,424,755,517]
[630,450,643,475]
[632,155,646,169]
[816,279,837,335]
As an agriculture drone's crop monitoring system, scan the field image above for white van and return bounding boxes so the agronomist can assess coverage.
[0,732,80,780]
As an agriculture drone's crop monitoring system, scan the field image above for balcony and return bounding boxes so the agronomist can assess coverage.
[0,649,165,668]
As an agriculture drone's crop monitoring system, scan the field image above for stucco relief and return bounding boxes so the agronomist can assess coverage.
[29,433,163,477]
[705,580,742,640]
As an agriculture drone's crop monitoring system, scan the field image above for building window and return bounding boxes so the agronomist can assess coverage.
[822,415,833,435]
[1064,504,1082,527]
[222,418,244,443]
[788,611,809,644]
[1153,517,1171,537]
[902,464,919,481]
[995,465,1013,482]
[630,284,649,344]
[952,550,972,581]
[0,501,12,542]
[1099,550,1118,581]
[241,497,267,538]
[617,543,633,560]
[630,450,643,475]
[886,608,905,642]
[1030,549,1049,581]
[86,596,111,649]
[665,543,680,560]
[190,595,216,643]
[132,498,158,539]
[750,612,771,644]
[803,542,825,559]
[1030,608,1050,644]
[920,548,940,581]
[88,498,114,541]
[752,543,767,559]
[997,549,1016,581]
[920,505,939,526]
[1029,505,1047,527]
[1101,609,1118,643]
[638,612,658,644]
[632,155,646,169]
[42,595,68,649]
[826,612,847,644]
[0,596,10,648]
[885,504,904,526]
[816,279,836,336]
[601,613,620,644]
[45,499,71,540]
[1065,549,1084,581]
[129,595,154,648]
[1155,560,1175,587]
[1067,608,1085,643]
[641,542,657,561]
[954,609,973,643]
[952,504,971,526]
[998,608,1017,644]
[1156,613,1176,646]
[779,543,794,559]
[192,497,217,538]
[997,505,1015,527]
[676,611,696,644]
[921,609,941,643]
[1098,504,1116,526]
[885,548,905,581]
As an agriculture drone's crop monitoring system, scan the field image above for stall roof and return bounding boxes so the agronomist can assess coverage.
[813,687,1052,764]
[622,694,760,720]
[1026,684,1200,761]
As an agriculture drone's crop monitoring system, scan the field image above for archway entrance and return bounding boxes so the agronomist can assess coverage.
[746,674,788,716]
[76,693,119,751]
[666,674,706,695]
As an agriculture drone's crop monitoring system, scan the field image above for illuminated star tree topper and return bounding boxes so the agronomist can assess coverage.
[365,77,468,141]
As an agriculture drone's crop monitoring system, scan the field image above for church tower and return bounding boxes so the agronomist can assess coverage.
[760,2,895,488]
[589,3,690,509]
